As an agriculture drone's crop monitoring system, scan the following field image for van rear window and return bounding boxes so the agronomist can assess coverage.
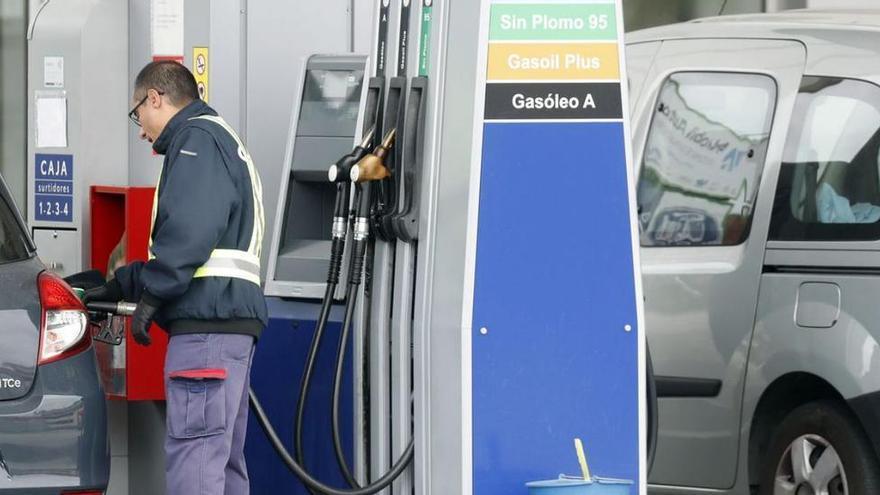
[637,72,777,247]
[770,77,880,241]
[0,195,30,264]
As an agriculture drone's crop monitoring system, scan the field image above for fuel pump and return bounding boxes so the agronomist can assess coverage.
[332,130,399,487]
[244,129,417,495]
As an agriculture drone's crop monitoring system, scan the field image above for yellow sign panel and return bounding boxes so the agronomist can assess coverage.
[487,42,619,81]
[193,47,209,102]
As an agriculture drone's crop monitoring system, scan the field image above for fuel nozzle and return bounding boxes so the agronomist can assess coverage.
[328,127,376,183]
[350,128,396,183]
[86,301,138,316]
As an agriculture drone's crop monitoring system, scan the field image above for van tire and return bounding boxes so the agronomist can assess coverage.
[758,400,880,495]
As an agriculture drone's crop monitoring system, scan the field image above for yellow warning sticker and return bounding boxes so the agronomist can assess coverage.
[193,47,209,102]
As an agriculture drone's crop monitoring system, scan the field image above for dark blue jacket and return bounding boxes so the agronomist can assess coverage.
[115,100,268,338]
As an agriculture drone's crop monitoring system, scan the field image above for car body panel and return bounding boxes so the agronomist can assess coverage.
[749,273,880,404]
[0,258,42,402]
[625,41,663,114]
[630,10,880,495]
[0,172,40,402]
[0,173,108,492]
[0,344,109,492]
[634,38,805,489]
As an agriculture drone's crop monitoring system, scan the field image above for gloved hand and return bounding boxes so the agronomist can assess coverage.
[131,296,160,347]
[82,278,124,305]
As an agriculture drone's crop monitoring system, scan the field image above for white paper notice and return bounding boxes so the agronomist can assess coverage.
[36,96,68,148]
[43,57,64,88]
[151,0,184,57]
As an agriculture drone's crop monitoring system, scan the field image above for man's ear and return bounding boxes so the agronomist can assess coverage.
[148,88,162,108]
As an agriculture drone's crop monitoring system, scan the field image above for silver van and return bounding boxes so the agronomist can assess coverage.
[629,9,880,495]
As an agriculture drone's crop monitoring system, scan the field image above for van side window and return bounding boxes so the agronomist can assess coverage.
[637,72,777,246]
[770,77,880,241]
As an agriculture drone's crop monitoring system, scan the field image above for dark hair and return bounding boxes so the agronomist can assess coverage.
[134,61,200,107]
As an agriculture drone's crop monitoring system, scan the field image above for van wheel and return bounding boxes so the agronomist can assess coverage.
[759,401,880,495]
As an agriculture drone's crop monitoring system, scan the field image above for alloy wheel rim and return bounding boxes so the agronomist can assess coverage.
[774,434,848,495]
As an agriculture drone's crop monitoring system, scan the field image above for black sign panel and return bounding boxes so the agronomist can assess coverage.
[484,82,622,120]
[376,1,391,74]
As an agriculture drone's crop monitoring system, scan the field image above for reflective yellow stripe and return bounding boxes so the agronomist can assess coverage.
[147,116,265,285]
[148,165,164,261]
[193,267,261,285]
[191,249,260,286]
[189,115,265,259]
[209,249,260,265]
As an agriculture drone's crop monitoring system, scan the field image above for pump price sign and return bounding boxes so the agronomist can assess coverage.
[471,0,645,494]
[34,153,73,223]
[484,3,622,121]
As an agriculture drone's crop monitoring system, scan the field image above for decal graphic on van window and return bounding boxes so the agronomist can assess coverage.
[638,72,776,247]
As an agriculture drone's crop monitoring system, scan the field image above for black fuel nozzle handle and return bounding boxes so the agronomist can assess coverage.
[346,184,374,286]
[327,181,352,285]
[327,127,377,183]
[86,301,137,316]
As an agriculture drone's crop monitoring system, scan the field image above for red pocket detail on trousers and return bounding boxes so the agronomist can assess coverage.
[169,368,228,380]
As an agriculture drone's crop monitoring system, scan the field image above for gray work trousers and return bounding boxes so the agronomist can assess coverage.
[164,333,255,495]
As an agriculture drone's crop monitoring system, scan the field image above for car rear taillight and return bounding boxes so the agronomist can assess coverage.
[38,271,90,365]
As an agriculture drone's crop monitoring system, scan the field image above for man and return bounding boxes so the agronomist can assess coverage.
[85,61,267,495]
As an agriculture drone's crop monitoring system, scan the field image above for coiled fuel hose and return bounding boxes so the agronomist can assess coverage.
[250,181,415,495]
[293,181,352,495]
[294,129,375,487]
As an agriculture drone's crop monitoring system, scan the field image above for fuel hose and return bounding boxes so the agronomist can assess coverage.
[294,182,351,472]
[331,133,408,488]
[295,130,374,476]
[251,183,414,495]
[249,388,414,495]
[330,183,373,487]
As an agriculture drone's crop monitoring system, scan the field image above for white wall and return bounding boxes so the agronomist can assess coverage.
[246,0,356,273]
[808,0,880,7]
[0,0,26,209]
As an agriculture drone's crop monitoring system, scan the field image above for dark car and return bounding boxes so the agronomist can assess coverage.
[0,174,109,494]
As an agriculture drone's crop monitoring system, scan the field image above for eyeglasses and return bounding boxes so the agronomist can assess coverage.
[128,90,164,127]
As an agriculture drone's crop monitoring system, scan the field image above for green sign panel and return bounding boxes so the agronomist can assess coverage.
[489,3,617,41]
[419,5,433,76]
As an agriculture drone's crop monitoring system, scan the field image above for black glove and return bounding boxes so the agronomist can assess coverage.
[82,278,124,305]
[131,296,160,347]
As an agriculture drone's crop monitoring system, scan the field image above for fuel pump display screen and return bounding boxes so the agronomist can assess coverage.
[266,55,369,298]
[298,69,364,137]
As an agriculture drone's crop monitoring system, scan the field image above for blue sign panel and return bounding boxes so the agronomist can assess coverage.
[472,123,640,492]
[471,0,643,493]
[34,154,73,223]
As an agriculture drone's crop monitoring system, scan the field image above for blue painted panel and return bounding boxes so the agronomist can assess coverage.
[472,122,640,493]
[246,297,354,493]
[34,153,74,223]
